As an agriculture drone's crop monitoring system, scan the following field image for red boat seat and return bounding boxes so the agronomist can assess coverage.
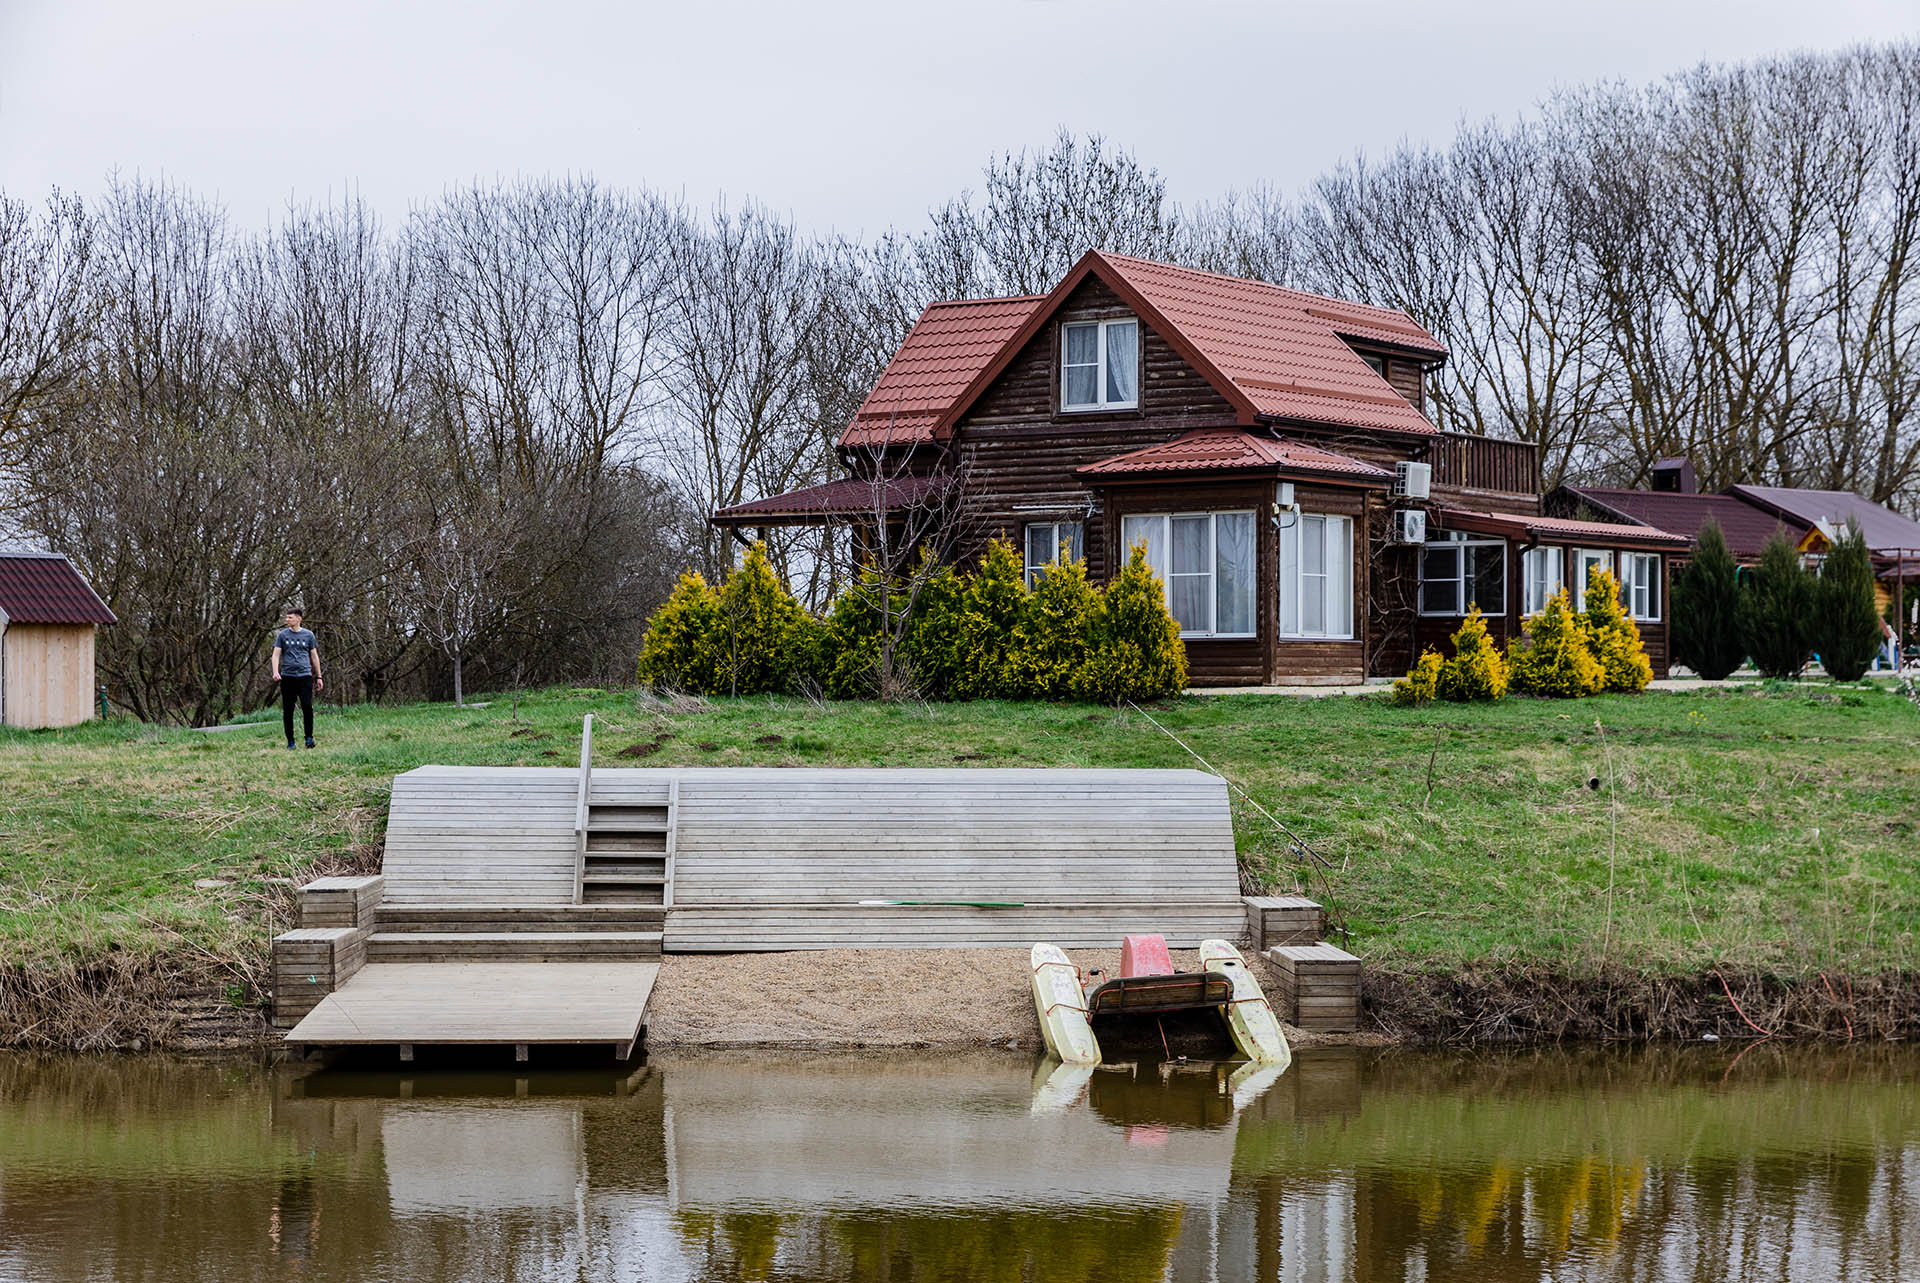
[1120,933,1173,978]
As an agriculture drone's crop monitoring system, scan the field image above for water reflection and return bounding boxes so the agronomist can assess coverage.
[0,1045,1913,1281]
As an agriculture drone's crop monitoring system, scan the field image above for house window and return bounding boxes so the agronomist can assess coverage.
[1359,353,1387,377]
[1023,521,1084,587]
[1621,552,1661,620]
[1419,532,1505,616]
[1575,549,1614,609]
[1279,514,1354,639]
[1119,510,1256,638]
[1061,319,1139,411]
[1521,545,1565,616]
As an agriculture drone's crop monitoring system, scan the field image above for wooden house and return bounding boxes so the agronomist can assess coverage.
[715,251,1682,684]
[0,552,116,728]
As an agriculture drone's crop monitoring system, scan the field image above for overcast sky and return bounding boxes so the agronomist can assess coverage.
[2,0,1913,238]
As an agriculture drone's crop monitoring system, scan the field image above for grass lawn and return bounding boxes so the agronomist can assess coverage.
[2,682,1915,981]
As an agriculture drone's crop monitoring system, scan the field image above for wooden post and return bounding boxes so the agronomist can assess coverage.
[398,1043,414,1063]
[574,713,594,904]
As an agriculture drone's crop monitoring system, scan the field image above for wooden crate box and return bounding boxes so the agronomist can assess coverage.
[271,927,369,1026]
[1263,942,1361,1032]
[1243,895,1324,950]
[296,875,384,929]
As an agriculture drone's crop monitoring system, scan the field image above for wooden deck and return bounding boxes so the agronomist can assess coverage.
[284,962,658,1059]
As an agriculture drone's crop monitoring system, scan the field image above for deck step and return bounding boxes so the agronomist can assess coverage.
[585,833,667,851]
[582,871,666,884]
[365,931,663,961]
[374,905,665,932]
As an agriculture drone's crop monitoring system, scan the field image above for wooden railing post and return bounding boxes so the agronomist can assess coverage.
[574,713,594,904]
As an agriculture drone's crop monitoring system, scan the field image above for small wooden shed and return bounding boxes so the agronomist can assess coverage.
[0,552,115,729]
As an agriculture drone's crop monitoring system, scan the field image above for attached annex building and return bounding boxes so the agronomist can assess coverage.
[0,552,116,728]
[715,251,1682,684]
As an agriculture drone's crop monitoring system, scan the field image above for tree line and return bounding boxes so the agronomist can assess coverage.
[1,42,1914,722]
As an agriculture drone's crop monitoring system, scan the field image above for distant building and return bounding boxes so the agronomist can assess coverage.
[0,552,116,728]
[1551,459,1920,623]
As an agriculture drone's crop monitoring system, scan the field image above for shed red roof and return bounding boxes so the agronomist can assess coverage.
[0,552,116,625]
[839,296,1046,449]
[1564,487,1797,560]
[1440,509,1688,549]
[1077,428,1390,483]
[710,475,948,525]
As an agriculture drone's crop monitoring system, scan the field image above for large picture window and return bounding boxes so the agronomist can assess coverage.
[1621,552,1662,620]
[1279,514,1353,638]
[1419,533,1505,616]
[1521,545,1565,616]
[1119,510,1255,637]
[1023,521,1084,587]
[1061,319,1139,411]
[1574,549,1613,610]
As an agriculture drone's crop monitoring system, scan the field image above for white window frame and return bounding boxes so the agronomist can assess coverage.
[1575,548,1614,610]
[1521,545,1565,616]
[1279,513,1355,640]
[1023,521,1084,588]
[1119,510,1257,639]
[1418,532,1506,617]
[1060,318,1139,412]
[1621,552,1661,621]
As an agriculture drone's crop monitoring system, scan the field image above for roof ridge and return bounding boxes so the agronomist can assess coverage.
[1091,250,1430,325]
[925,293,1050,308]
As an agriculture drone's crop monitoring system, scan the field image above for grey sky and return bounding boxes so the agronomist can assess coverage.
[2,0,1913,238]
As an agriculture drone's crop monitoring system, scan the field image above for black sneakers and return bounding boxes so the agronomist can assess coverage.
[286,740,297,750]
[305,738,316,749]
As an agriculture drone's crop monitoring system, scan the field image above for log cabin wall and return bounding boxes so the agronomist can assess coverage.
[951,276,1240,578]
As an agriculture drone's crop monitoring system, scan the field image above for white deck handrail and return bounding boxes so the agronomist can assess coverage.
[573,713,594,902]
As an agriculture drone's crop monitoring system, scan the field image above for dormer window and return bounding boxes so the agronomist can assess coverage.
[1359,352,1387,377]
[1061,319,1138,411]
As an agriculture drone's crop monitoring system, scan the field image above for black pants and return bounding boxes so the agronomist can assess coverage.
[282,675,314,743]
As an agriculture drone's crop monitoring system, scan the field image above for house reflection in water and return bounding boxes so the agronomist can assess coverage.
[0,1047,1912,1281]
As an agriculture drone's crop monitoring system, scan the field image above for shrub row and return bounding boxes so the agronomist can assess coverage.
[637,539,1188,703]
[1393,568,1652,704]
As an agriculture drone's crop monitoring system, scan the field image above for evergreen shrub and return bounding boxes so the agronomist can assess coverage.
[1582,568,1653,693]
[1670,519,1744,680]
[1436,607,1508,701]
[1814,525,1882,681]
[1739,533,1812,679]
[1506,588,1606,697]
[1013,555,1098,699]
[1075,544,1188,703]
[1391,649,1444,705]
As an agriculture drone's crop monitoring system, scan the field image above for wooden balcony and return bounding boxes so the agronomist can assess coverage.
[1430,432,1540,496]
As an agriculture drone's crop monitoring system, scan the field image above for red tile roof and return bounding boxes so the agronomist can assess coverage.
[711,475,948,524]
[838,296,1046,449]
[932,250,1445,441]
[1440,509,1688,549]
[0,552,116,624]
[1077,428,1390,483]
[1564,487,1797,560]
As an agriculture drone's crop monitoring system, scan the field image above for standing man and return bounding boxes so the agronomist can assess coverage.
[271,608,323,750]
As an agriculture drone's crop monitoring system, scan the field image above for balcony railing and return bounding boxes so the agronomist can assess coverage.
[1430,433,1540,496]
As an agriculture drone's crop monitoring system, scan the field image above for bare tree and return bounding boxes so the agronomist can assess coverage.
[0,190,92,468]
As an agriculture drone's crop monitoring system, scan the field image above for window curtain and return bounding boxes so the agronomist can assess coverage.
[1169,515,1212,632]
[1063,324,1098,406]
[1105,321,1138,403]
[1215,511,1256,635]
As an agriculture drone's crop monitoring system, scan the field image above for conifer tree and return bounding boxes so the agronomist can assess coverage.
[1739,533,1812,679]
[1582,567,1653,692]
[1076,543,1187,703]
[1813,524,1883,681]
[1507,587,1605,696]
[1013,553,1098,699]
[950,537,1030,700]
[1436,606,1508,701]
[1670,519,1744,680]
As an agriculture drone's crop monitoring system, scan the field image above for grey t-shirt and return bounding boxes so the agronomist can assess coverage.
[275,627,318,677]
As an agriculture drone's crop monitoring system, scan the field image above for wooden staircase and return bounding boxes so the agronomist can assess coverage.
[574,715,677,907]
[365,903,665,960]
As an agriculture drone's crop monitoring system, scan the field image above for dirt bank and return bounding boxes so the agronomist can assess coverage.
[641,947,1377,1051]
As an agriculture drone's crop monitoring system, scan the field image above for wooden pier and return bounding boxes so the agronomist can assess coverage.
[277,715,1248,1057]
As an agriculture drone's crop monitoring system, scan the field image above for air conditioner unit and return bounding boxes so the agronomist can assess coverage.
[1393,509,1427,544]
[1393,461,1433,500]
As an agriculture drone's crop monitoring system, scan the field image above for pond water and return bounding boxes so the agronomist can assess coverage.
[0,1044,1914,1282]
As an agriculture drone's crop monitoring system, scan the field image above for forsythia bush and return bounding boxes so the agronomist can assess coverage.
[1582,568,1653,693]
[636,543,820,695]
[636,537,1188,703]
[1075,544,1188,703]
[1506,587,1605,697]
[1391,649,1444,705]
[1436,607,1509,701]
